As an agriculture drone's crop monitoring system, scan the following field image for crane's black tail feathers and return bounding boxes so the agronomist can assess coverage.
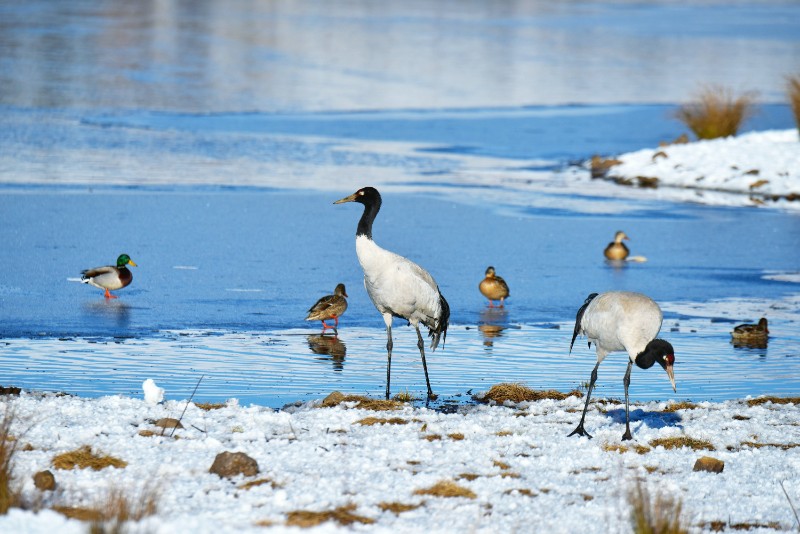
[570,292,598,355]
[429,292,450,351]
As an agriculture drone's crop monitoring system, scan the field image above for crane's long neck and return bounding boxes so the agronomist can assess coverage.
[357,197,381,239]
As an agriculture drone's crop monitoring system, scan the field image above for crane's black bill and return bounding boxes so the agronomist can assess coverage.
[570,292,598,354]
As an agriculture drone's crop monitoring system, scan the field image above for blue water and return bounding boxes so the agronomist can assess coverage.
[1,0,799,406]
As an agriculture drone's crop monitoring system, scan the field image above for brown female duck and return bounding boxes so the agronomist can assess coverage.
[306,283,348,332]
[479,266,510,308]
[731,317,769,342]
[604,231,630,260]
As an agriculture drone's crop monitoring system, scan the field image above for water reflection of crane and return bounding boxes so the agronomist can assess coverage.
[478,307,508,348]
[307,334,347,371]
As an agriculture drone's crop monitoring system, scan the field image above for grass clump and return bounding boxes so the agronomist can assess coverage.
[662,402,698,413]
[285,504,374,527]
[414,480,476,499]
[55,484,159,532]
[746,396,800,407]
[478,383,581,404]
[239,477,281,490]
[194,402,226,411]
[321,391,404,411]
[52,446,127,471]
[788,75,800,133]
[675,85,755,140]
[0,406,21,515]
[649,437,714,451]
[377,501,423,515]
[355,417,408,426]
[629,478,688,534]
[603,444,651,455]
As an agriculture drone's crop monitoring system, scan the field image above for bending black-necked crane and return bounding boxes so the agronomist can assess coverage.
[334,187,450,400]
[568,291,676,441]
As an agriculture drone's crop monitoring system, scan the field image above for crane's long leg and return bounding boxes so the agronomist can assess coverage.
[622,360,633,441]
[569,361,600,439]
[383,314,393,400]
[415,324,435,399]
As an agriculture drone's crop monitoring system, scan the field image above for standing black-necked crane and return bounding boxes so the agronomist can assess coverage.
[569,291,676,441]
[334,187,450,400]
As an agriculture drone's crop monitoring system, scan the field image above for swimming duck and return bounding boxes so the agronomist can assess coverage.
[731,317,769,341]
[604,231,630,260]
[479,266,510,307]
[81,254,137,299]
[305,283,348,332]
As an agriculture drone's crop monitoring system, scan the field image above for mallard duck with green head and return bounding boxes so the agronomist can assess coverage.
[731,317,769,342]
[479,266,510,308]
[604,230,630,260]
[81,254,137,299]
[306,283,348,332]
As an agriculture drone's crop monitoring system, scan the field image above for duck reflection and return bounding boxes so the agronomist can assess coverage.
[82,299,131,328]
[307,334,347,371]
[478,307,508,348]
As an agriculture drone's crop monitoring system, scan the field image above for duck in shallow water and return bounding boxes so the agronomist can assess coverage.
[731,317,769,343]
[479,266,510,308]
[305,283,348,333]
[604,231,630,260]
[81,254,137,299]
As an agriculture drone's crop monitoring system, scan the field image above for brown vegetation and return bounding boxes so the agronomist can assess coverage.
[662,402,699,413]
[675,85,755,140]
[194,402,226,411]
[285,504,374,527]
[321,391,404,411]
[478,383,581,404]
[414,480,476,499]
[603,443,651,455]
[788,75,800,132]
[55,485,159,532]
[649,437,714,451]
[355,417,408,426]
[629,478,688,534]
[52,446,127,471]
[0,406,21,515]
[377,501,423,514]
[746,396,800,407]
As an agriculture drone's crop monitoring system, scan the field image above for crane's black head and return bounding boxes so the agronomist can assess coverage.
[334,187,382,239]
[635,339,676,392]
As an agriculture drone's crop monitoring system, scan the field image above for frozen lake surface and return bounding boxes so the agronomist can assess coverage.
[1,0,799,407]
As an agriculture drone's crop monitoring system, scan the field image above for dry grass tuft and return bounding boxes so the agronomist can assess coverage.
[52,446,127,471]
[55,484,159,531]
[392,390,418,403]
[493,460,511,470]
[457,473,481,481]
[649,437,714,451]
[603,444,651,455]
[675,85,756,140]
[414,480,476,499]
[478,383,581,404]
[355,417,408,426]
[495,430,513,437]
[239,477,281,490]
[0,406,21,515]
[322,392,404,411]
[662,402,698,413]
[195,402,226,411]
[423,434,442,442]
[447,433,465,441]
[741,441,800,451]
[746,396,800,407]
[377,501,423,515]
[732,414,751,421]
[504,488,536,497]
[788,75,800,133]
[285,504,374,527]
[629,478,688,534]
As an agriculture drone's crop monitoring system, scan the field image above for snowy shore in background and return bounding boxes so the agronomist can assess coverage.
[593,129,800,210]
[1,391,799,533]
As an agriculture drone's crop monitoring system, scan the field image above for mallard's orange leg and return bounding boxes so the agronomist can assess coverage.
[321,321,332,331]
[499,298,505,308]
[104,289,118,300]
[487,300,495,308]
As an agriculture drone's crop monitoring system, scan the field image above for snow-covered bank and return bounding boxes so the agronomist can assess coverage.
[2,391,799,533]
[594,129,800,208]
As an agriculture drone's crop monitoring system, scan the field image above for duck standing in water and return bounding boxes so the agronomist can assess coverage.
[604,231,630,260]
[305,283,348,333]
[334,187,449,400]
[81,254,137,299]
[731,317,769,344]
[479,266,510,308]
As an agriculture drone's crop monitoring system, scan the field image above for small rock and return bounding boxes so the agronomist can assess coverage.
[33,470,56,491]
[693,456,724,473]
[209,451,259,479]
[155,418,184,429]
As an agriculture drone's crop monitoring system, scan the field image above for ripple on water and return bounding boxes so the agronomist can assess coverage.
[2,317,798,409]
